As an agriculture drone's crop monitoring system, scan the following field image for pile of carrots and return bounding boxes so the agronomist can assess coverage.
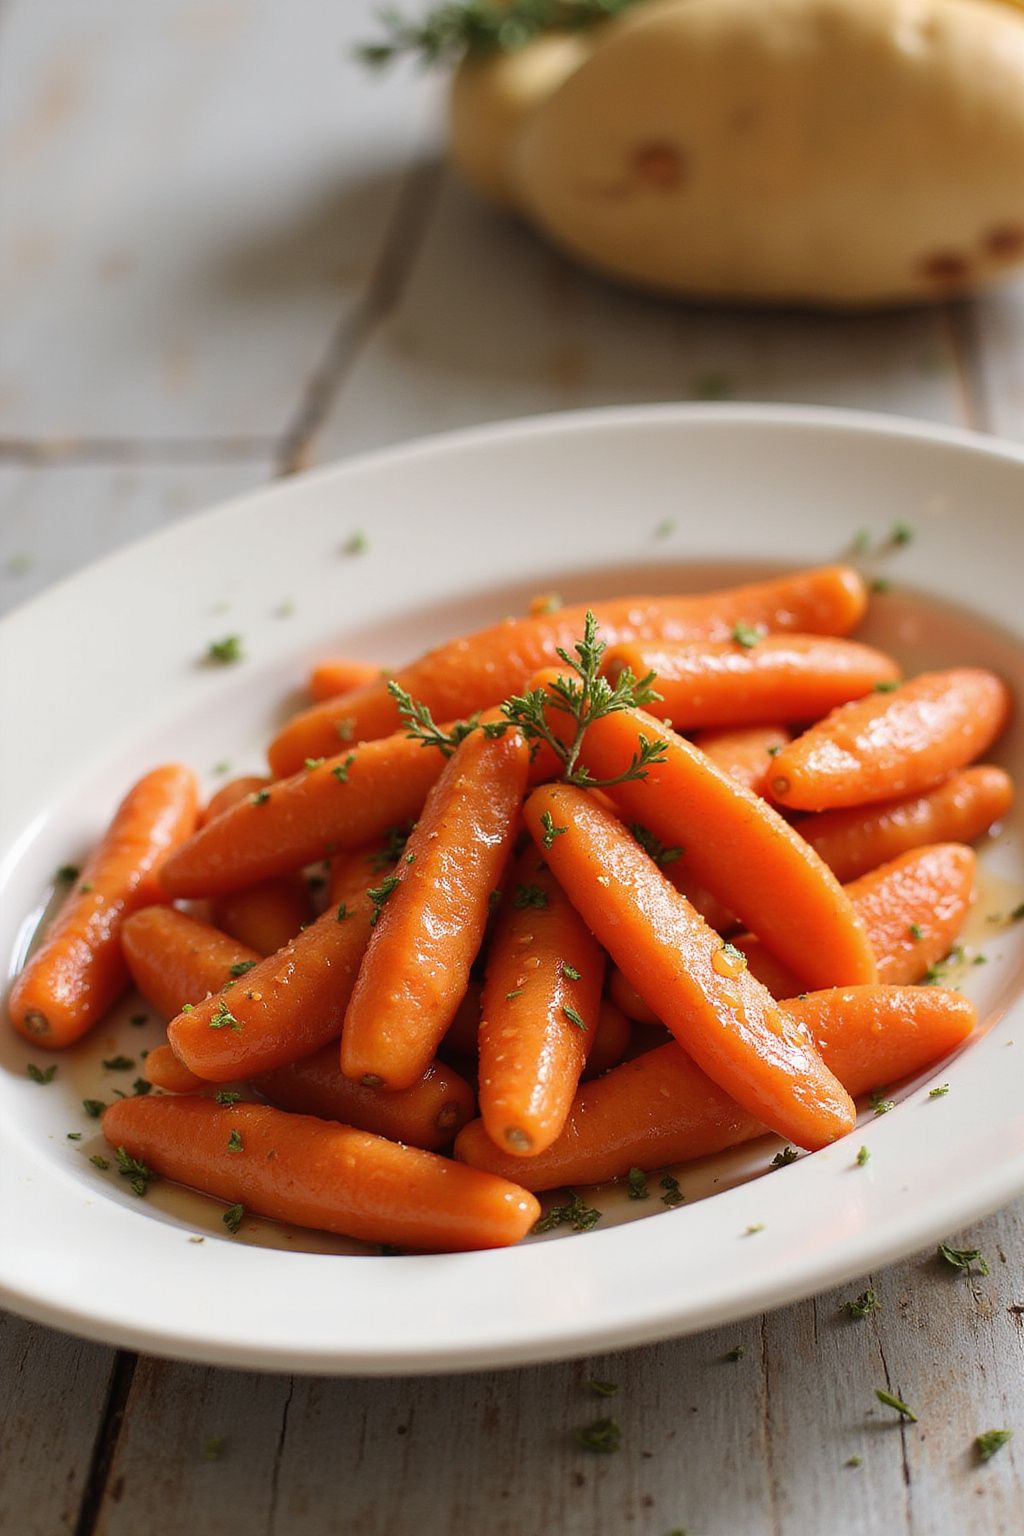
[7,564,1014,1252]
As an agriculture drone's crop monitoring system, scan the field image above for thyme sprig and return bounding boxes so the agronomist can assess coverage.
[387,681,505,758]
[356,0,637,69]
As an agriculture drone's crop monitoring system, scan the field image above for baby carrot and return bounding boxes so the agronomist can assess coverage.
[797,766,1014,882]
[9,765,198,1048]
[309,657,383,701]
[769,669,1012,811]
[268,566,868,774]
[102,1096,539,1252]
[441,981,483,1058]
[583,999,632,1079]
[122,906,261,1019]
[161,734,448,898]
[604,635,899,731]
[478,851,605,1156]
[524,785,855,1150]
[341,727,530,1091]
[737,843,977,995]
[455,985,975,1190]
[167,851,380,1081]
[608,967,660,1026]
[255,1047,476,1152]
[202,775,270,825]
[580,709,876,989]
[212,879,312,958]
[692,725,791,798]
[144,1043,206,1094]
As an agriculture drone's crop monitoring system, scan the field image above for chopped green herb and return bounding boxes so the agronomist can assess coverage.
[573,1417,621,1454]
[1011,903,1024,922]
[975,1429,1012,1462]
[207,635,243,665]
[533,1190,601,1234]
[336,903,350,923]
[368,821,415,870]
[229,960,257,977]
[66,1131,82,1141]
[26,1062,57,1085]
[332,753,357,783]
[856,1145,871,1167]
[368,874,401,926]
[56,864,80,882]
[923,962,945,985]
[874,1388,917,1422]
[870,1090,895,1116]
[767,744,781,757]
[654,518,677,539]
[874,680,899,694]
[928,1083,950,1099]
[938,1242,989,1276]
[890,522,914,546]
[209,1003,241,1032]
[102,1055,134,1071]
[843,1289,879,1320]
[745,1222,765,1236]
[725,1345,746,1362]
[202,1435,226,1461]
[335,717,356,742]
[130,1013,148,1027]
[561,962,582,981]
[215,1092,241,1108]
[181,1003,195,1013]
[770,1146,799,1169]
[660,1173,684,1208]
[132,1078,152,1096]
[514,883,549,910]
[388,682,504,759]
[629,823,682,866]
[115,1145,155,1197]
[845,1456,863,1468]
[357,0,641,68]
[212,760,232,775]
[488,888,503,912]
[851,529,871,555]
[79,883,94,893]
[732,622,761,650]
[505,988,523,1001]
[227,1129,243,1153]
[223,1203,245,1234]
[972,954,988,966]
[871,578,892,594]
[626,1167,649,1201]
[720,941,747,969]
[343,531,367,556]
[587,1379,619,1397]
[562,1004,587,1031]
[82,1099,105,1118]
[539,809,568,850]
[250,789,270,806]
[90,1155,110,1170]
[304,757,325,770]
[909,922,924,941]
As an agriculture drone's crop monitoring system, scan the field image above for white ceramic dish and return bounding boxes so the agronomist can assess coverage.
[2,404,1024,1375]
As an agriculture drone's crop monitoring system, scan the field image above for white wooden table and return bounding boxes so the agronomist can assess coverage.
[2,5,1024,1532]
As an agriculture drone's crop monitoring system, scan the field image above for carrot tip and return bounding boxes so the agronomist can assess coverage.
[361,1073,385,1088]
[505,1127,533,1152]
[771,777,791,796]
[436,1103,461,1130]
[21,1010,51,1037]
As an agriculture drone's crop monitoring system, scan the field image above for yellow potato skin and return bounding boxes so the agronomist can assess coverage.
[451,0,1024,307]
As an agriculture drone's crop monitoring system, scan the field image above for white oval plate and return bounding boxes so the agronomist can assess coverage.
[2,404,1024,1375]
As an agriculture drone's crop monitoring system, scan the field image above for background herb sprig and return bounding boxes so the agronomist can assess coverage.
[356,0,638,69]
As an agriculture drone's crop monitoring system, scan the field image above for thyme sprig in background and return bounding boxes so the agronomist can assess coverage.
[356,0,639,69]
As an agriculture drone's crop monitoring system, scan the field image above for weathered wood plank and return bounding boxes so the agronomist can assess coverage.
[0,0,440,441]
[0,1312,116,1536]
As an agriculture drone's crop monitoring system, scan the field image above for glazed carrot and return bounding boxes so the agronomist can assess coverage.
[478,851,605,1156]
[212,879,312,957]
[693,725,791,798]
[604,635,899,731]
[582,999,632,1079]
[737,844,977,996]
[798,766,1014,882]
[9,765,198,1048]
[144,1043,207,1094]
[167,851,380,1081]
[309,657,383,702]
[102,1096,539,1252]
[161,734,448,898]
[441,981,483,1058]
[255,1047,476,1152]
[341,727,530,1091]
[608,967,660,1026]
[769,669,1012,811]
[122,906,260,1020]
[524,785,855,1149]
[579,708,876,989]
[203,775,270,824]
[455,985,975,1190]
[268,566,868,774]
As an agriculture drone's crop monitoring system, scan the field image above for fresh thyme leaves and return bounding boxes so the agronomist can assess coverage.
[630,822,682,866]
[870,1090,895,1116]
[909,922,924,941]
[344,531,367,556]
[227,1130,244,1153]
[336,903,350,923]
[770,1146,799,1169]
[938,1242,990,1277]
[368,821,416,870]
[332,753,357,783]
[67,1132,82,1141]
[890,522,914,547]
[368,874,401,926]
[533,1190,601,1233]
[539,809,568,850]
[207,635,243,665]
[514,883,549,910]
[561,962,581,980]
[250,789,271,806]
[56,864,80,882]
[856,1145,871,1167]
[216,1090,242,1106]
[659,1173,684,1207]
[388,681,504,758]
[626,1167,649,1200]
[975,1429,1012,1462]
[202,1436,226,1461]
[304,757,325,770]
[562,1004,587,1031]
[229,960,257,977]
[928,1083,950,1099]
[356,0,640,69]
[209,1003,241,1032]
[588,1379,619,1397]
[102,1055,134,1071]
[26,1062,57,1084]
[335,717,356,742]
[725,1345,746,1362]
[90,1154,110,1170]
[731,622,761,650]
[132,1078,152,1096]
[115,1145,155,1197]
[873,680,899,693]
[501,611,665,787]
[843,1289,879,1320]
[875,1388,917,1422]
[223,1203,245,1234]
[82,1099,105,1118]
[573,1416,621,1453]
[505,989,523,1001]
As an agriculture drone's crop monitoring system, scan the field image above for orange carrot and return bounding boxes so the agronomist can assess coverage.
[769,669,1012,811]
[692,725,791,798]
[608,967,660,1026]
[455,985,975,1190]
[797,766,1014,881]
[580,708,876,989]
[737,844,977,996]
[309,657,383,701]
[9,765,198,1048]
[144,1043,207,1093]
[605,634,898,730]
[203,775,270,825]
[583,999,632,1079]
[167,851,380,1081]
[161,735,448,898]
[441,981,483,1058]
[268,567,868,774]
[201,774,316,952]
[341,728,530,1091]
[122,906,260,1020]
[524,785,855,1149]
[255,1047,476,1152]
[102,1096,539,1252]
[478,851,605,1156]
